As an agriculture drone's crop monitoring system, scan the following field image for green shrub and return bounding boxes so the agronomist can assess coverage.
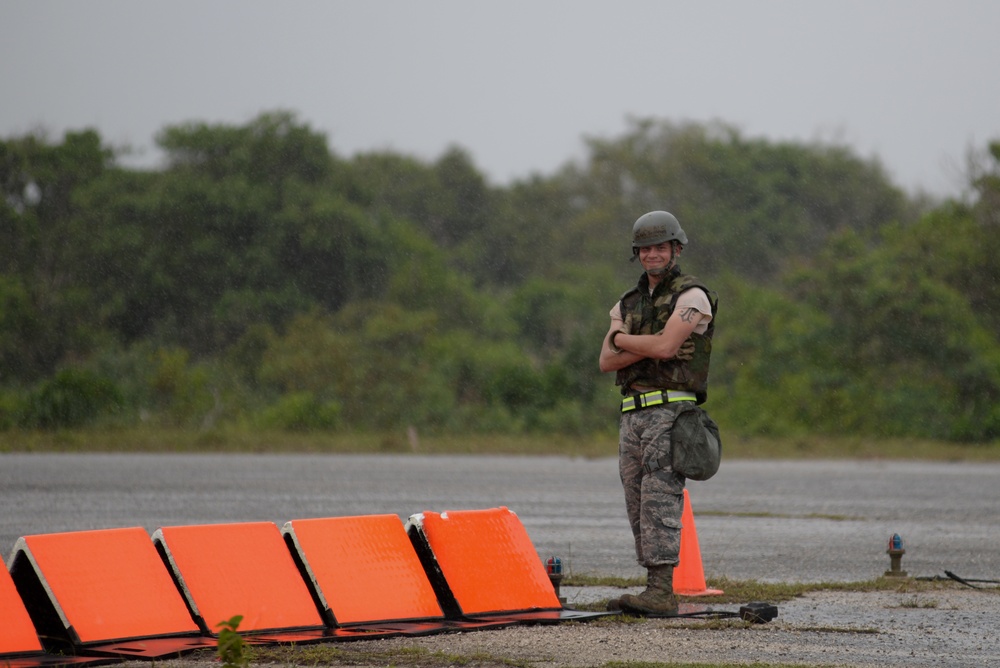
[0,390,26,430]
[21,369,123,429]
[258,391,341,431]
[150,347,216,426]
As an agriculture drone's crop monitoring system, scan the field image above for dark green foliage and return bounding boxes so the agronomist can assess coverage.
[1,113,998,442]
[570,119,910,283]
[259,392,341,431]
[0,129,113,380]
[20,369,123,429]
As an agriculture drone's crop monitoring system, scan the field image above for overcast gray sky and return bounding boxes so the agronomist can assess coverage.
[3,1,998,197]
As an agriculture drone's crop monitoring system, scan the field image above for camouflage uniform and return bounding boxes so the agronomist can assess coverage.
[615,267,716,404]
[619,404,687,566]
[615,266,717,568]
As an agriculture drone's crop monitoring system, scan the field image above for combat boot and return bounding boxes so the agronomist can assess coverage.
[618,564,678,616]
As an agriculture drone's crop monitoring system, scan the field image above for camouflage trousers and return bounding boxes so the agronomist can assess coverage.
[619,404,687,568]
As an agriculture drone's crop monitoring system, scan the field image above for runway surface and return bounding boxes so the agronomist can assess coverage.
[2,453,997,583]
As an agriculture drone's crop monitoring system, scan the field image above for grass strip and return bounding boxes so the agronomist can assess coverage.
[2,427,999,460]
[563,574,972,606]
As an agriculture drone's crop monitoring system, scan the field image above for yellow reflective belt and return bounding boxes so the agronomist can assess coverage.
[621,390,696,412]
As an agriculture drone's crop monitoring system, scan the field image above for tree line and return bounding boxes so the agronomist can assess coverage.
[2,112,998,442]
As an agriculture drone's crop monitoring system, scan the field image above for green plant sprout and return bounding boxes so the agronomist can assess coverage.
[216,614,247,668]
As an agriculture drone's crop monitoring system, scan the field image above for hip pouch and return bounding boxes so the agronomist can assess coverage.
[671,403,722,481]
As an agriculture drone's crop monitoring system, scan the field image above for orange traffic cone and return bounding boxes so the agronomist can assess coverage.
[674,489,723,596]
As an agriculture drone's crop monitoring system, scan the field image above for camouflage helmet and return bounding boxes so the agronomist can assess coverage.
[631,210,688,252]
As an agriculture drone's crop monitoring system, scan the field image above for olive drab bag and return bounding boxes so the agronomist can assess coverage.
[671,403,722,481]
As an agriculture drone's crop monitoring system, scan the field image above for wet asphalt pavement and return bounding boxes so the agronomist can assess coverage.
[2,453,998,584]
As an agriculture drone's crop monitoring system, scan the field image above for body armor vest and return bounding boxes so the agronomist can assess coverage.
[615,266,718,404]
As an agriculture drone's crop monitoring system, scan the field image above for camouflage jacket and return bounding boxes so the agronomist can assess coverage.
[615,266,718,404]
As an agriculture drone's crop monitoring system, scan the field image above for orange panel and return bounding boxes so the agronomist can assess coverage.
[0,563,43,654]
[155,522,323,634]
[20,527,199,643]
[285,514,443,625]
[416,507,559,615]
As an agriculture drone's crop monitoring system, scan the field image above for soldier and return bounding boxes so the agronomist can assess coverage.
[599,211,718,615]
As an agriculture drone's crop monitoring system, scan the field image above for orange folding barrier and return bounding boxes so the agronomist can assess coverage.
[8,527,214,659]
[281,514,504,637]
[0,562,44,656]
[406,507,610,623]
[153,521,326,642]
[0,565,110,668]
[0,568,112,668]
[283,514,444,626]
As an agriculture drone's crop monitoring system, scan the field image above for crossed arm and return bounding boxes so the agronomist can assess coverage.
[599,305,704,373]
